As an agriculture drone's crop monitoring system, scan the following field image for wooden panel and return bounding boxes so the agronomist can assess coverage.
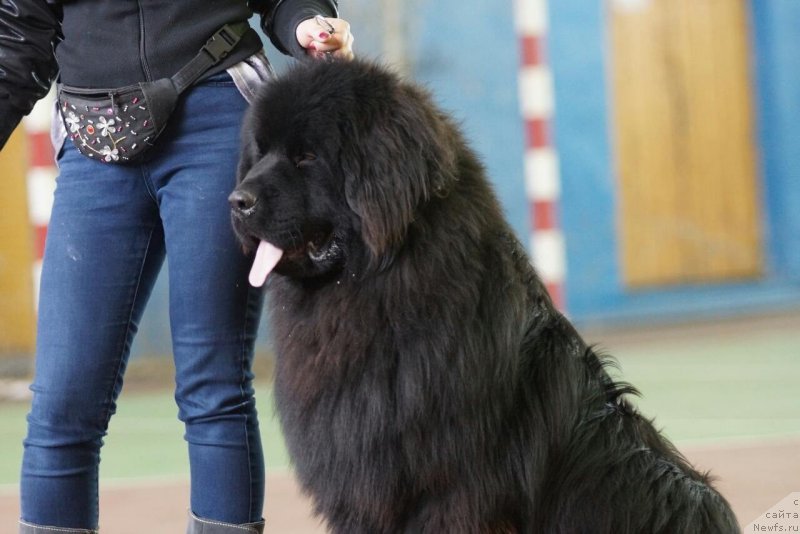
[0,126,36,353]
[608,0,763,288]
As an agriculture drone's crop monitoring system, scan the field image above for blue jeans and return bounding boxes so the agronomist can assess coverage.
[20,73,265,529]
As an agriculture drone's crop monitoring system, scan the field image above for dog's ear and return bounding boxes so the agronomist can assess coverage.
[341,85,458,262]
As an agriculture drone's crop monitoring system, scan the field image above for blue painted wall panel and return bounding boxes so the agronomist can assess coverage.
[750,1,800,279]
[547,1,620,316]
[411,1,527,241]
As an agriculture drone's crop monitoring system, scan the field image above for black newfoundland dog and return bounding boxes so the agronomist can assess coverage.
[229,59,739,533]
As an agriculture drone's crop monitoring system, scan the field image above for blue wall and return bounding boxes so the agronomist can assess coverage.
[547,2,620,320]
[750,1,800,280]
[409,2,527,241]
[548,0,800,326]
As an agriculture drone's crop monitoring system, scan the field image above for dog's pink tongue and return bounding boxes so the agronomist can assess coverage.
[249,240,283,287]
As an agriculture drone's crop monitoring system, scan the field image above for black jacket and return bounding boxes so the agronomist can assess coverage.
[0,0,337,149]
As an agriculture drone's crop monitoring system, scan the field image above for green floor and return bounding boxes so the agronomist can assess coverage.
[605,329,800,444]
[1,320,798,487]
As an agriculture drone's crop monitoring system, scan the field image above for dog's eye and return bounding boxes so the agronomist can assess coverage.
[293,153,317,167]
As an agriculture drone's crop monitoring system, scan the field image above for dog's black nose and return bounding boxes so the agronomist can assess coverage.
[228,189,258,214]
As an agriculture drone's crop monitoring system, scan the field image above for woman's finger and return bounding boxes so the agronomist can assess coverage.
[296,16,354,59]
[296,17,346,47]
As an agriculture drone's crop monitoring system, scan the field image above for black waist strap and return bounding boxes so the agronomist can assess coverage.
[171,22,251,93]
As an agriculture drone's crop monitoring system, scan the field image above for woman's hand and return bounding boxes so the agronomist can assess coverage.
[296,16,354,60]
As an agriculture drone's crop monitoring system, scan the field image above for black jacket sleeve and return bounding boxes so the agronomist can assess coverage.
[0,0,61,150]
[249,0,338,58]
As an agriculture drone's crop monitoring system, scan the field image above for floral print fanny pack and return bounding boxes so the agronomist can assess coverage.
[56,22,249,164]
[58,80,175,163]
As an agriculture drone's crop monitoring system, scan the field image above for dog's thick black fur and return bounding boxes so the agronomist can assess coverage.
[230,59,740,533]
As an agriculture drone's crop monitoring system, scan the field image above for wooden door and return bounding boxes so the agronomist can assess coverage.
[608,0,762,288]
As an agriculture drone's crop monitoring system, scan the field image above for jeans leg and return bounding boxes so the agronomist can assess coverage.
[149,75,265,523]
[20,142,165,529]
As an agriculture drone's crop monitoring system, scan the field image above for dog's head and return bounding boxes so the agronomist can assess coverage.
[230,59,459,285]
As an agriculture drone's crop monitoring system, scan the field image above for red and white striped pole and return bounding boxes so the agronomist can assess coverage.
[514,0,566,310]
[23,89,57,309]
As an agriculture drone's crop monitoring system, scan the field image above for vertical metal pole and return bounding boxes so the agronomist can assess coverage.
[514,0,566,311]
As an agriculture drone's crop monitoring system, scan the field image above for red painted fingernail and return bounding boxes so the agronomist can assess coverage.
[318,32,330,40]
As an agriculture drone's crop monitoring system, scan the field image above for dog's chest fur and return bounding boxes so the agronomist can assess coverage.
[266,236,546,526]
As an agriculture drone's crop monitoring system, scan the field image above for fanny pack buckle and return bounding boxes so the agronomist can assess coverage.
[203,23,247,63]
